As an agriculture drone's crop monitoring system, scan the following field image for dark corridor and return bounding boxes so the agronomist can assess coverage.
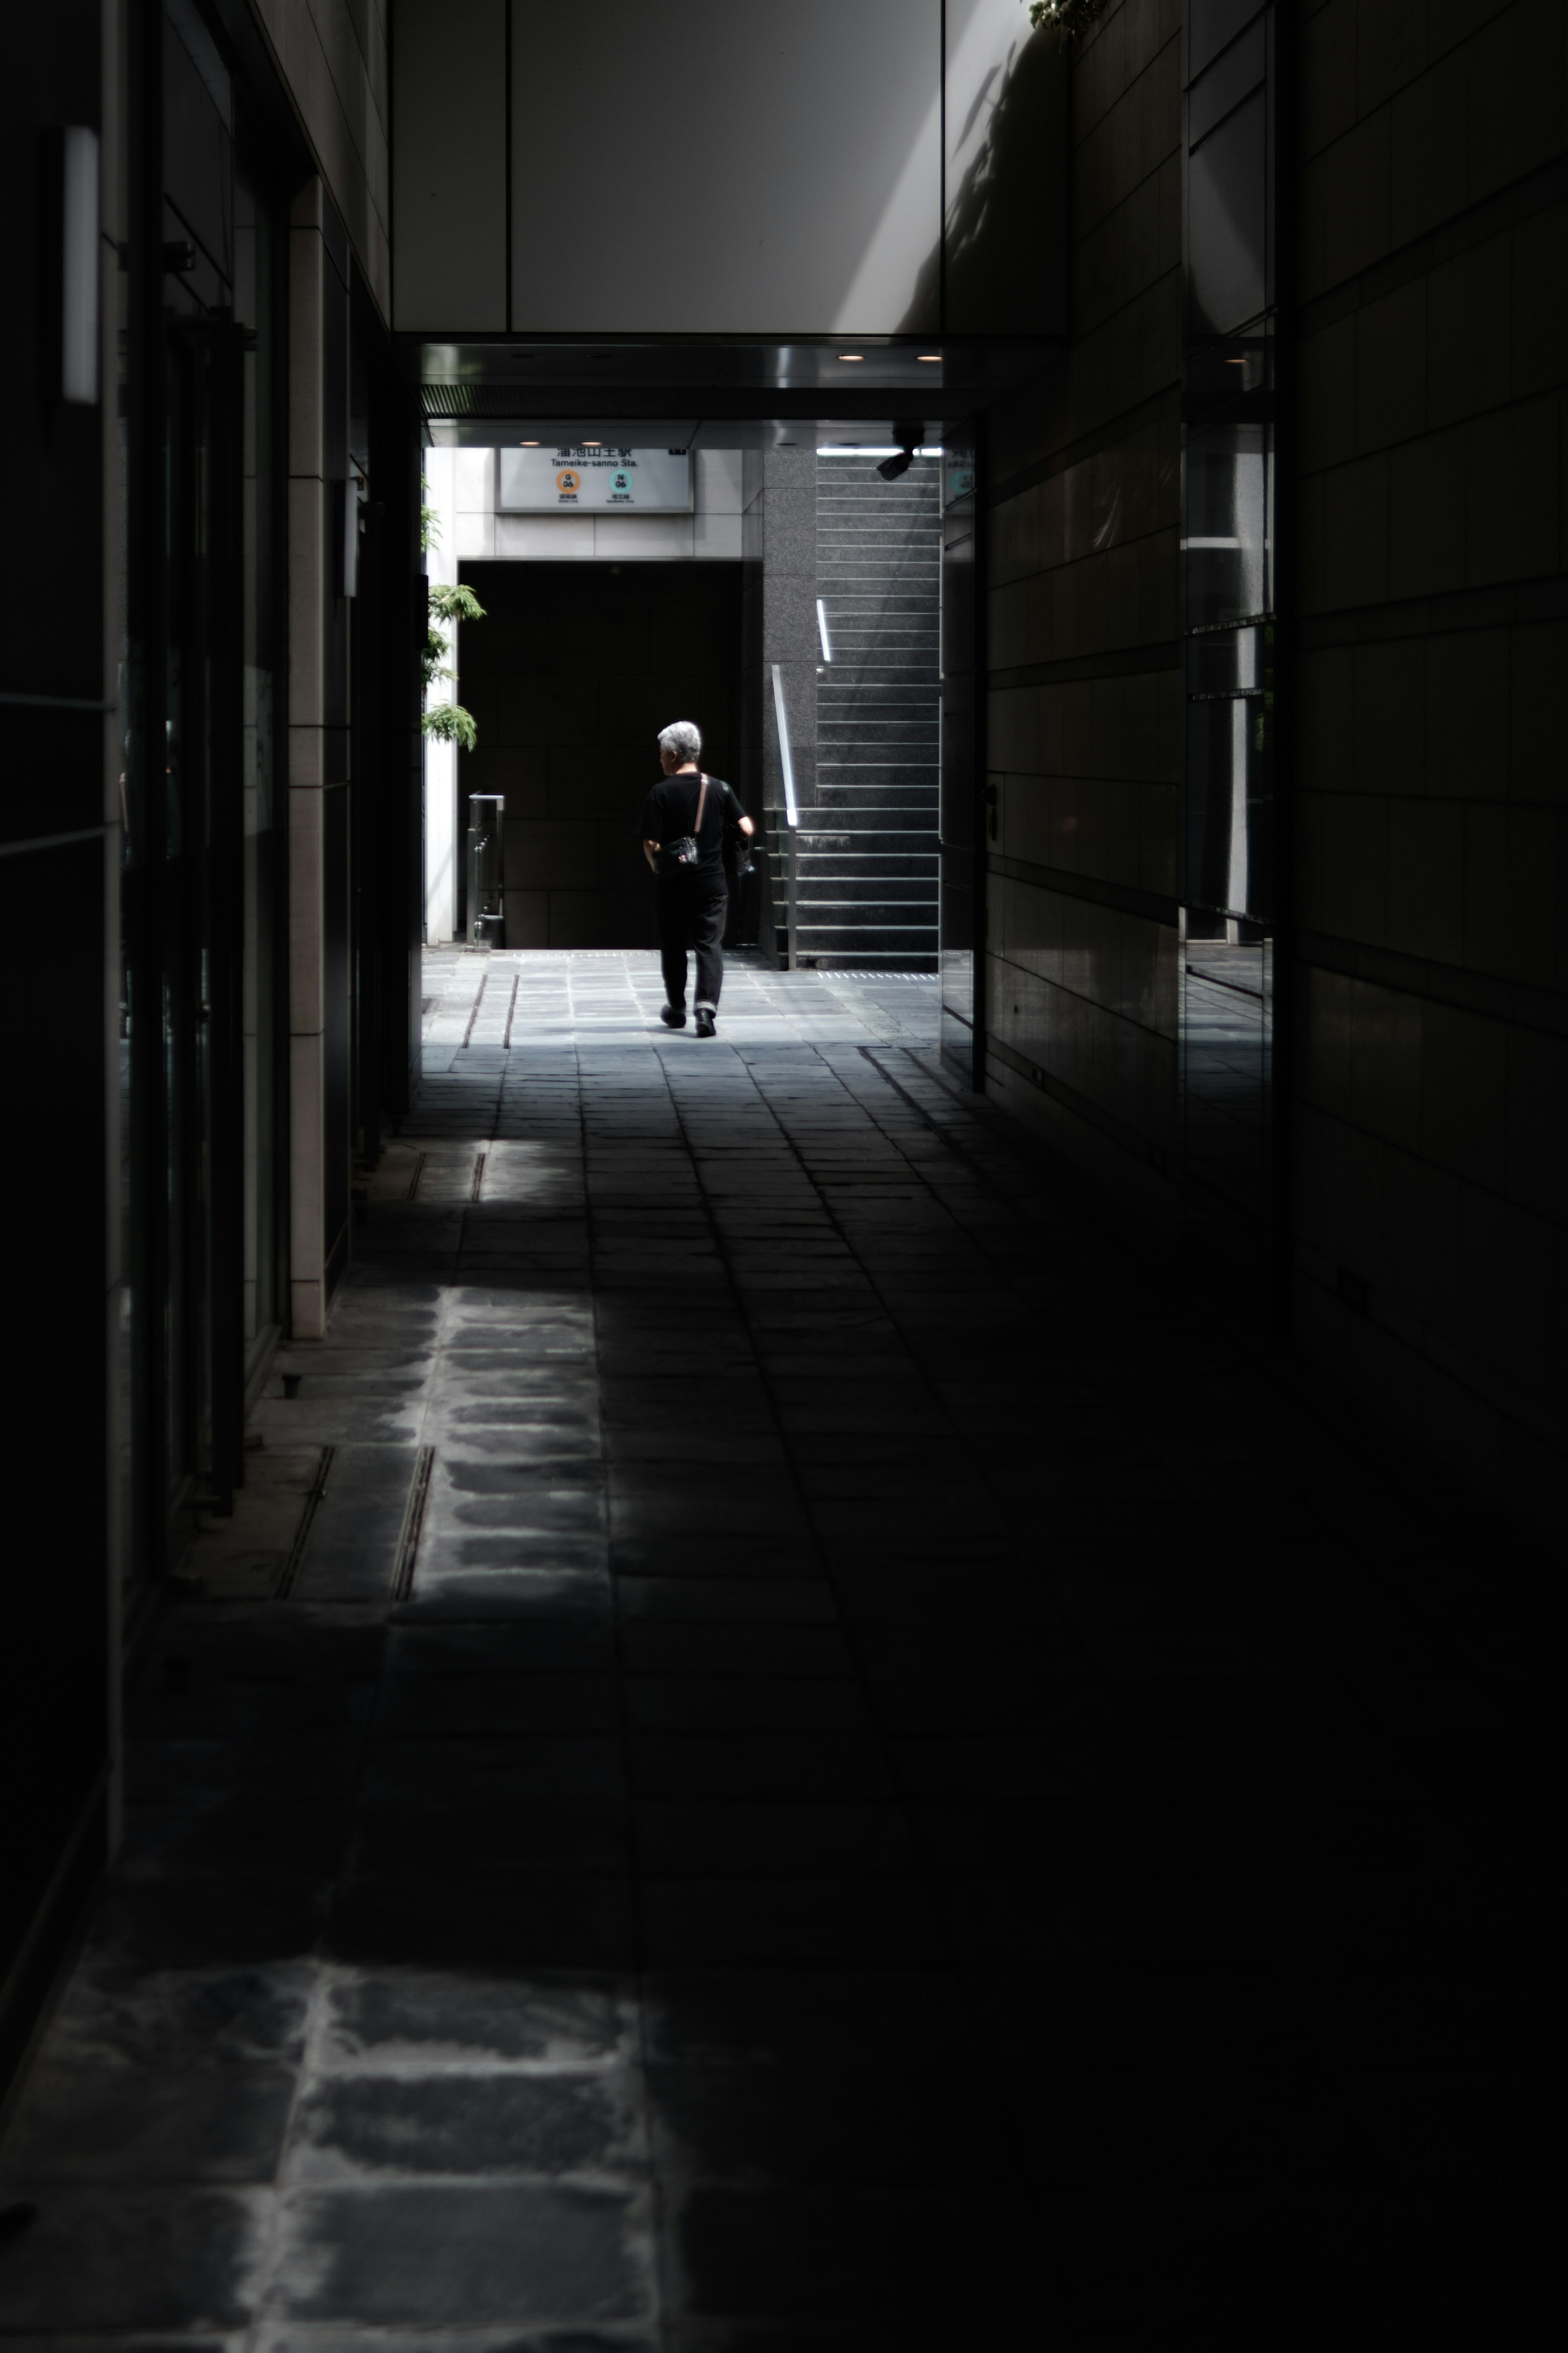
[8,0,1564,2334]
[0,953,1549,2342]
[458,562,744,950]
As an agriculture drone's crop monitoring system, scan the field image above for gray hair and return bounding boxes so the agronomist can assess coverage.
[657,719,702,762]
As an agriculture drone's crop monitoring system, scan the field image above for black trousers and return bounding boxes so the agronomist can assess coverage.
[656,877,728,1009]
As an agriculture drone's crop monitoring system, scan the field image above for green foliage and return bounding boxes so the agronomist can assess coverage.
[423,701,478,752]
[1027,0,1108,38]
[423,627,450,692]
[430,582,486,625]
[421,498,486,749]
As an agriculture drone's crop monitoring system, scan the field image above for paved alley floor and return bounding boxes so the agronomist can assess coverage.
[0,951,1552,2346]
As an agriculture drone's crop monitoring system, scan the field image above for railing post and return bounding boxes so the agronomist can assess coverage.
[771,662,800,970]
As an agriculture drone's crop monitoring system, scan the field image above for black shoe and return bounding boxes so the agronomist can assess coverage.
[659,1004,687,1028]
[695,1007,717,1038]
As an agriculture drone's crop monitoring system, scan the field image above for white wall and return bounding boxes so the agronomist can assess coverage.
[423,445,460,944]
[392,0,1071,338]
[393,0,942,335]
[454,446,744,562]
[508,0,940,333]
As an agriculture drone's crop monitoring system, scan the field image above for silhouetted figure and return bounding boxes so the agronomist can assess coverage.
[642,719,753,1037]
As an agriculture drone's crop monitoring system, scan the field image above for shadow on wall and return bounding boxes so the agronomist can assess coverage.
[902,20,1070,335]
[457,562,743,949]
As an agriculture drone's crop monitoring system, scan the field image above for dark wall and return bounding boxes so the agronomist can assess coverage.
[979,1,1184,1222]
[1290,0,1568,1541]
[459,561,742,948]
[0,0,109,2085]
[967,0,1567,1541]
[348,266,423,1169]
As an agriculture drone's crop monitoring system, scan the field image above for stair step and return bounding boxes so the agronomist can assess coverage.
[805,452,940,971]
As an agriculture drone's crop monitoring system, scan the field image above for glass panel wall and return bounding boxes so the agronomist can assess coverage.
[1182,375,1274,1227]
[1180,1,1278,1267]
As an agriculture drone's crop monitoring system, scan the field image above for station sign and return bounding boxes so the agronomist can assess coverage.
[497,446,693,513]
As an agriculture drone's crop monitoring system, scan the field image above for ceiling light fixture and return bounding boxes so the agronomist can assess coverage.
[581,438,602,446]
[838,353,863,362]
[918,354,942,362]
[519,438,540,446]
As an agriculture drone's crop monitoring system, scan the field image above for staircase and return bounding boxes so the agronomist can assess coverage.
[798,452,941,970]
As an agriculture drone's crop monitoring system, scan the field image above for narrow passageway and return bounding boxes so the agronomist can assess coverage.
[1,952,1546,2340]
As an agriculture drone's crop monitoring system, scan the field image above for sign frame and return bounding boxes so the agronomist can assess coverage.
[497,445,694,514]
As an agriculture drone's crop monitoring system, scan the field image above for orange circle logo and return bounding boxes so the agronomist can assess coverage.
[556,469,581,495]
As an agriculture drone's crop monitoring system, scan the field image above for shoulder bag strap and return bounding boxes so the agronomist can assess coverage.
[693,772,709,837]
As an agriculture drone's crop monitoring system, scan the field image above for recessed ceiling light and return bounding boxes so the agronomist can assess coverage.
[838,353,863,362]
[519,438,540,446]
[581,438,602,446]
[918,354,942,362]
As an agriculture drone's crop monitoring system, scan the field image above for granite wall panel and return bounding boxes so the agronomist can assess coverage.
[1294,0,1566,1539]
[973,0,1564,1534]
[1296,14,1567,1551]
[977,0,1182,1214]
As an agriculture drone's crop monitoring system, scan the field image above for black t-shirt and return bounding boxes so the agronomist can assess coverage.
[641,770,746,882]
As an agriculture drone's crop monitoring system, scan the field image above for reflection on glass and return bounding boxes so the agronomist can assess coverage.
[1185,416,1269,627]
[1185,3,1269,341]
[1185,654,1272,924]
[1180,927,1271,1223]
[939,428,978,1077]
[1180,5,1277,1263]
[1187,87,1267,338]
[1181,418,1275,1225]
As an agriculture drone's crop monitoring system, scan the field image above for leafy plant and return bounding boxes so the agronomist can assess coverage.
[1027,0,1109,40]
[422,700,478,751]
[421,500,485,749]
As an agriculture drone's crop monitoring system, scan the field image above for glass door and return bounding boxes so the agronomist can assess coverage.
[122,2,285,1585]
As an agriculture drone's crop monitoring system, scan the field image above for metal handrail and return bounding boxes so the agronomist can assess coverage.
[770,663,800,966]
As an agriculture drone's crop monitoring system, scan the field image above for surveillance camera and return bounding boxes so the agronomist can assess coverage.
[878,419,924,481]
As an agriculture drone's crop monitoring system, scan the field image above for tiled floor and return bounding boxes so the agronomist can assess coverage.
[0,951,1551,2346]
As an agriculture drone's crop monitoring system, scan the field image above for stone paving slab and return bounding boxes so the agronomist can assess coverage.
[0,951,1551,2344]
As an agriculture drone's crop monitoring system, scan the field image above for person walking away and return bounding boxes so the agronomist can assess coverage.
[642,720,753,1037]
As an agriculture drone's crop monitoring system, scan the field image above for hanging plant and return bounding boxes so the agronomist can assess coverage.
[1027,0,1110,41]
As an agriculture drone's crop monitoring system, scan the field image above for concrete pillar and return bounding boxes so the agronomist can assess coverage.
[286,179,348,1338]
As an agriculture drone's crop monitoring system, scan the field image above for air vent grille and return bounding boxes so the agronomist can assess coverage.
[420,384,540,418]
